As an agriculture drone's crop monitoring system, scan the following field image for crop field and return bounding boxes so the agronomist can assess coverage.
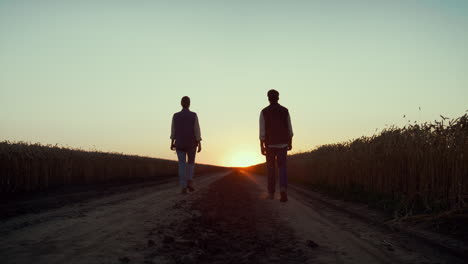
[248,113,468,218]
[0,142,223,195]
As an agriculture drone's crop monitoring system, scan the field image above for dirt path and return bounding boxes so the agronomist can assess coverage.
[0,170,464,264]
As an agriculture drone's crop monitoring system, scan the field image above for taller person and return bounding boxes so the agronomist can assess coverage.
[259,90,293,202]
[170,96,202,194]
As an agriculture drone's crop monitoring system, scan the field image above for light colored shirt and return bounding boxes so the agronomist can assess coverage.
[259,111,293,148]
[170,112,202,141]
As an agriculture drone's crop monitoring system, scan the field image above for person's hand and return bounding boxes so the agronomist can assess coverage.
[260,140,267,156]
[170,141,176,151]
[287,144,292,151]
[197,143,202,153]
[261,146,267,156]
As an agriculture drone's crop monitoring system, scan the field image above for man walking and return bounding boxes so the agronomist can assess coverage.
[259,90,293,202]
[171,96,202,194]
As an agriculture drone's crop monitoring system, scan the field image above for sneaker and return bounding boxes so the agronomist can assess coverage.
[280,192,288,202]
[181,188,187,194]
[268,193,275,200]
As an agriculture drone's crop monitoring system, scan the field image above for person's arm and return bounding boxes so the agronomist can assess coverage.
[259,111,266,155]
[287,112,293,151]
[170,115,176,150]
[194,114,202,153]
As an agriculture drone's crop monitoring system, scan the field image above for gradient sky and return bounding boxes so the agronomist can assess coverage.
[1,0,467,167]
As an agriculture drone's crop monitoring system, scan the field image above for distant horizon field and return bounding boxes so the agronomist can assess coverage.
[2,112,467,168]
[0,141,227,195]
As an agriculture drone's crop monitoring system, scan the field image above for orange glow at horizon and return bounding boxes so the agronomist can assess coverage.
[223,148,265,168]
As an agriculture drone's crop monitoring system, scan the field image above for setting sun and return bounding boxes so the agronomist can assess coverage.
[224,148,264,168]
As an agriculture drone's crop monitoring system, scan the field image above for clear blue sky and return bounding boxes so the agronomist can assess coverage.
[1,0,467,166]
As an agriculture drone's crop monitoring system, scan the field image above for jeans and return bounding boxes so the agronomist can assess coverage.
[176,148,196,188]
[266,147,288,193]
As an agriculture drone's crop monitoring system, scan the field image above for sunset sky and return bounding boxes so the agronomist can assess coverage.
[1,1,467,167]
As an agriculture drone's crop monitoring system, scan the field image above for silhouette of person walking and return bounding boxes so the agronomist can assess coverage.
[259,90,293,202]
[170,96,202,194]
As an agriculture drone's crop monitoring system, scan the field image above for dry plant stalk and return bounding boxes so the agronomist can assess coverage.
[0,142,221,194]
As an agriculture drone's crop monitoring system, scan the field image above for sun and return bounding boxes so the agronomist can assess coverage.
[225,149,264,168]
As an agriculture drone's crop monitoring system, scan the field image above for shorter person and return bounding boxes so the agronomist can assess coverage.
[170,96,202,194]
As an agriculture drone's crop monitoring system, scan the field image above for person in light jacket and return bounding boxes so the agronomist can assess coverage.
[170,96,202,194]
[259,89,293,202]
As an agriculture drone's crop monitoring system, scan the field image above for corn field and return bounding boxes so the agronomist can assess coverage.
[250,113,468,216]
[0,142,223,195]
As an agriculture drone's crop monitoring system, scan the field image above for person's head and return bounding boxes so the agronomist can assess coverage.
[267,89,279,103]
[181,96,190,109]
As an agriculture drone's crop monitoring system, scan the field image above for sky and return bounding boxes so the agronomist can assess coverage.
[1,0,467,167]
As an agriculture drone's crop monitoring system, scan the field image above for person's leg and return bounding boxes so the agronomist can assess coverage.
[277,147,288,202]
[277,148,288,191]
[266,147,277,196]
[186,147,196,191]
[176,150,187,190]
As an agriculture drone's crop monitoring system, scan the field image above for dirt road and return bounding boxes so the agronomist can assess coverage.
[0,170,464,264]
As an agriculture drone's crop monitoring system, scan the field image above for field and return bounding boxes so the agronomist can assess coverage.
[248,113,467,226]
[1,116,467,262]
[0,142,224,195]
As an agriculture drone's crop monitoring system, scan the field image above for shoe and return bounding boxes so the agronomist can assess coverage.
[187,180,195,192]
[268,193,275,200]
[280,192,288,202]
[181,188,187,194]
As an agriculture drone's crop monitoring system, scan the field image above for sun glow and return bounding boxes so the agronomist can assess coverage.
[224,149,264,168]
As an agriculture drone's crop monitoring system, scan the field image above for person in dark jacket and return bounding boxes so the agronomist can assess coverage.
[170,96,202,194]
[259,90,293,202]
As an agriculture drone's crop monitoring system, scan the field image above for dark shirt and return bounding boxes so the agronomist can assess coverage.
[260,103,293,146]
[170,109,201,150]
